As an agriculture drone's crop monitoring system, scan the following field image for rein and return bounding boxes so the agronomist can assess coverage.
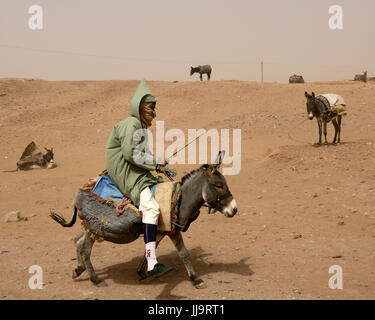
[287,118,311,145]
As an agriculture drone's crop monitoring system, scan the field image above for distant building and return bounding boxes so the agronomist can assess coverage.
[289,74,305,83]
[354,71,367,82]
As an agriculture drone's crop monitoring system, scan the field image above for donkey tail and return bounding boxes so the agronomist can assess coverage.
[50,207,78,228]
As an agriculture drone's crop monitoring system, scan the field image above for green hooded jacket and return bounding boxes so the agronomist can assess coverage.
[105,79,163,207]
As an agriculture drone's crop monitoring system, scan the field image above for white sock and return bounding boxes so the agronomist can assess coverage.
[146,241,158,271]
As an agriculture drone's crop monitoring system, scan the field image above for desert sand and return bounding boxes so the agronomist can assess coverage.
[0,78,374,300]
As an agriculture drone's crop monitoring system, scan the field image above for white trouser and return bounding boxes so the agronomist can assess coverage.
[139,187,160,225]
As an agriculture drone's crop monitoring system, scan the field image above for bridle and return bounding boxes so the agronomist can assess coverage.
[202,169,232,214]
[164,166,233,232]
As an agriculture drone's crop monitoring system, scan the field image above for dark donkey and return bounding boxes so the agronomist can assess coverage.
[305,91,345,144]
[190,65,212,81]
[50,151,237,289]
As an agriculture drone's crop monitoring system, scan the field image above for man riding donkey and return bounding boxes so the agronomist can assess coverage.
[105,79,175,281]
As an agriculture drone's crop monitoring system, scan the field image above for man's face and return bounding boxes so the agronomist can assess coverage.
[140,102,156,128]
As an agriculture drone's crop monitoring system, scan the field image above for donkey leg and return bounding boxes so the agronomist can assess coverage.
[200,73,203,81]
[80,233,107,286]
[317,120,322,145]
[337,115,342,143]
[72,232,86,279]
[207,72,211,81]
[137,233,165,279]
[169,230,206,289]
[332,118,338,144]
[323,121,328,144]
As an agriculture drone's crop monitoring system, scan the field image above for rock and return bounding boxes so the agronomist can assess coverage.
[294,234,302,239]
[3,211,23,222]
[313,193,319,198]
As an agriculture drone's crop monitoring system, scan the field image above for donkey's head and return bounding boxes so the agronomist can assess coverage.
[305,91,317,120]
[201,151,237,218]
[43,147,54,162]
[190,66,199,76]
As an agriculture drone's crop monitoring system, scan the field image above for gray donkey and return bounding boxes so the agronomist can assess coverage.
[50,151,237,289]
[190,65,212,81]
[305,91,345,145]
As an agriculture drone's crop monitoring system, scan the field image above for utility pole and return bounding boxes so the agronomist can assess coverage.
[261,61,264,83]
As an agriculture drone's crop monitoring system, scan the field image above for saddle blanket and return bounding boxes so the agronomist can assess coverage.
[88,173,175,232]
[319,94,347,116]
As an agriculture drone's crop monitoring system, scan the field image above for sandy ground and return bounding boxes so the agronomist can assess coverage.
[0,78,374,300]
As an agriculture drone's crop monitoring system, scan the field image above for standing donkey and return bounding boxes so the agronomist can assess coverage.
[305,91,347,145]
[190,65,212,81]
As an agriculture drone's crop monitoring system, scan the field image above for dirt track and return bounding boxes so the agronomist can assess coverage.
[0,79,374,300]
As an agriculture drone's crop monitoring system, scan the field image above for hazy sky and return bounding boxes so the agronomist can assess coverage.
[0,0,374,82]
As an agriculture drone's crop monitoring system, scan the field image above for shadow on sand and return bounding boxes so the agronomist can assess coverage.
[74,246,254,299]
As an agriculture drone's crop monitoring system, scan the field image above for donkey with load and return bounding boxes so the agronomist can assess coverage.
[305,92,348,145]
[50,151,237,288]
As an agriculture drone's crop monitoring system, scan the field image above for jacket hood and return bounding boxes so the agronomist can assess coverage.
[129,79,156,120]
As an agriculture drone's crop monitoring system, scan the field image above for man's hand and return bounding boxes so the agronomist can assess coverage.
[156,159,168,173]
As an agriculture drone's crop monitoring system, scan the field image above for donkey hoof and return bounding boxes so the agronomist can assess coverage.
[96,280,108,287]
[72,267,85,279]
[194,279,206,289]
[92,277,107,287]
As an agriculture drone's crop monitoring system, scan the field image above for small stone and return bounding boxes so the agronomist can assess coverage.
[332,255,342,259]
[294,234,302,239]
[3,211,22,222]
[313,193,319,198]
[338,221,345,226]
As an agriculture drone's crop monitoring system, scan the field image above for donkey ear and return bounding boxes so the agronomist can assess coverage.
[305,91,309,98]
[213,150,225,167]
[312,92,315,98]
[206,150,226,176]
